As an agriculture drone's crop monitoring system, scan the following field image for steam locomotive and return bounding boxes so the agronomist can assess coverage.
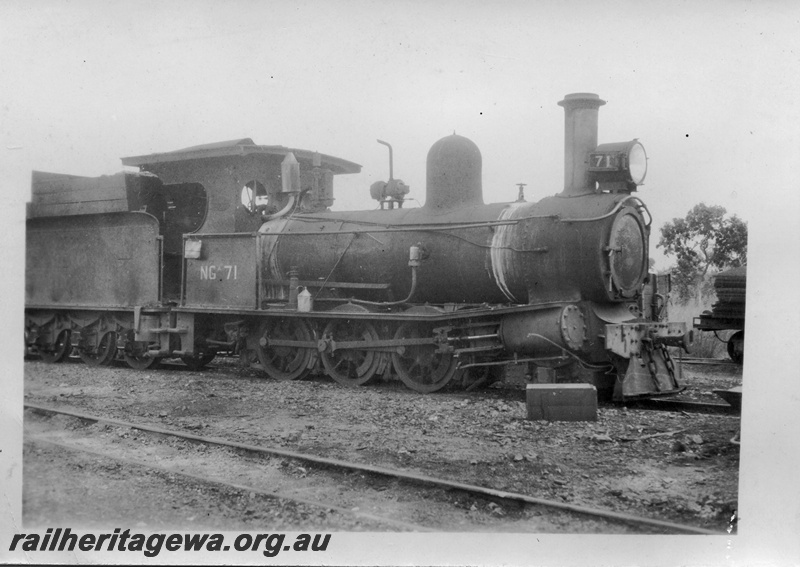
[25,93,691,400]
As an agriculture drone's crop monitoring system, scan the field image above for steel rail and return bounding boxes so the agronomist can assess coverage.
[27,436,431,532]
[25,402,722,535]
[628,398,739,415]
[679,358,739,366]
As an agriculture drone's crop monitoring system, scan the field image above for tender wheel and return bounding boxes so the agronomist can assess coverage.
[24,328,34,359]
[320,318,384,387]
[78,331,117,366]
[727,330,744,364]
[123,339,160,370]
[39,330,71,363]
[257,318,316,380]
[392,321,457,393]
[181,352,216,370]
[124,352,160,370]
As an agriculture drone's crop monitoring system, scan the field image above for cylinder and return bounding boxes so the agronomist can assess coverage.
[499,305,588,356]
[557,93,606,196]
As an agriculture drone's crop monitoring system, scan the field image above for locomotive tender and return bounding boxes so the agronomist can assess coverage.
[25,93,691,400]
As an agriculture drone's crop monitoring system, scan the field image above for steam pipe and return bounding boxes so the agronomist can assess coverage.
[377,139,394,180]
[347,265,418,307]
[261,193,297,222]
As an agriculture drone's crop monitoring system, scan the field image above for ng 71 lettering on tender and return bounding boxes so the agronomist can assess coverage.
[200,265,238,280]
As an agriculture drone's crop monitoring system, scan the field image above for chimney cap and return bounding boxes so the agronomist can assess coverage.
[558,93,607,109]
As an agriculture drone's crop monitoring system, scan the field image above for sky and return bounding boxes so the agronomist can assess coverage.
[2,1,800,564]
[2,0,798,269]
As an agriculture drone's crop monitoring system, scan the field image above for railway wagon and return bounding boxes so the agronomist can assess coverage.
[25,93,692,400]
[694,266,746,364]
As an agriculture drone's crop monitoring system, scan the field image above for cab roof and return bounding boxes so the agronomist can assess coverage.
[121,138,362,175]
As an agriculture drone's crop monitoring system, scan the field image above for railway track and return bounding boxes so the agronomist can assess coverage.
[26,436,429,532]
[679,357,739,366]
[24,402,722,535]
[626,398,739,415]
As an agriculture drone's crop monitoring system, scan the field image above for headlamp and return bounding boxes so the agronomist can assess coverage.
[589,140,648,190]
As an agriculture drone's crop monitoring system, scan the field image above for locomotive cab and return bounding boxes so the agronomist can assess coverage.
[120,139,361,302]
[121,138,361,235]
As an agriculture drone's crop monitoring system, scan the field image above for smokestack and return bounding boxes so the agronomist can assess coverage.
[557,93,606,196]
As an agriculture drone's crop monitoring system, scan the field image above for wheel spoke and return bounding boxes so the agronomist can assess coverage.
[124,349,160,370]
[124,354,159,370]
[420,366,433,384]
[79,330,117,366]
[320,318,383,387]
[39,330,71,364]
[392,321,456,393]
[257,318,316,381]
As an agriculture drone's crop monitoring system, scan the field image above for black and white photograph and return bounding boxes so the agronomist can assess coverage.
[2,1,799,565]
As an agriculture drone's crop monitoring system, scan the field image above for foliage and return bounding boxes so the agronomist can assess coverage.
[658,203,747,301]
[688,330,728,359]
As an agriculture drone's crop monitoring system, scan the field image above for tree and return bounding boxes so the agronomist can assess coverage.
[658,203,747,301]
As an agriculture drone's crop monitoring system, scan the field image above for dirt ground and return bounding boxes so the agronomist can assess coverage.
[23,356,742,532]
